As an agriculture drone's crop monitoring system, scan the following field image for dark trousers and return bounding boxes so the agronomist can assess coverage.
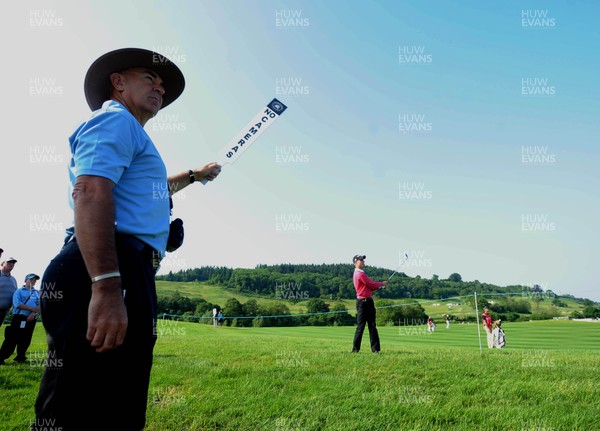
[0,308,10,328]
[352,298,380,352]
[33,235,159,431]
[0,314,37,361]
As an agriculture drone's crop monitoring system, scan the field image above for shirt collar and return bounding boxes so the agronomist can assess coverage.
[354,269,364,273]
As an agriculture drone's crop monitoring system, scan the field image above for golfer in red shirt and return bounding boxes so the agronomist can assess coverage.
[351,255,387,353]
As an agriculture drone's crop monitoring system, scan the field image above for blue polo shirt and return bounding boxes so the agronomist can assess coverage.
[12,287,40,317]
[68,100,170,254]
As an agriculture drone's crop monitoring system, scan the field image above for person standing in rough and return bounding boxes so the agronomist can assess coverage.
[33,47,220,431]
[0,273,40,365]
[481,306,494,349]
[0,257,18,328]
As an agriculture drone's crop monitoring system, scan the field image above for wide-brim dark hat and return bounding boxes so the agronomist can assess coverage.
[84,47,185,111]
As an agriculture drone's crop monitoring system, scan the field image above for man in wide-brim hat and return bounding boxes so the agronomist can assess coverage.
[33,48,220,430]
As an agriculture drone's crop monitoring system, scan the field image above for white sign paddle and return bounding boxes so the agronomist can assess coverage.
[201,98,288,184]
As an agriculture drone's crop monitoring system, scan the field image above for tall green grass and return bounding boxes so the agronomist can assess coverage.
[1,320,598,430]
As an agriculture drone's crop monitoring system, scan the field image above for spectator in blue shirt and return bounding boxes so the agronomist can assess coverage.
[0,273,40,365]
[33,48,221,431]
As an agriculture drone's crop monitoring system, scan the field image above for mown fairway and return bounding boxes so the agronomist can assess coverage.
[1,320,599,430]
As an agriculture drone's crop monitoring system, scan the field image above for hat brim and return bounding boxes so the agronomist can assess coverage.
[84,48,185,111]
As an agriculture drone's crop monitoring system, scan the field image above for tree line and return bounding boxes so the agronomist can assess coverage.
[157,294,357,327]
[156,264,598,326]
[157,264,561,301]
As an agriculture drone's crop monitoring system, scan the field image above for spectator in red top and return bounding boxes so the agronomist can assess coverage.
[351,255,387,353]
[481,306,493,349]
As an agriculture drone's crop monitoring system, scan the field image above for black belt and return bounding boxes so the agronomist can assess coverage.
[357,298,373,302]
[116,233,157,256]
[115,234,161,271]
[65,230,160,267]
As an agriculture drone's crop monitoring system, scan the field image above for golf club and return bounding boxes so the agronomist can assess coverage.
[380,253,408,295]
[388,253,409,281]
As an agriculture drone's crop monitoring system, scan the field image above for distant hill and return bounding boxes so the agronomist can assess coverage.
[156,263,594,303]
[155,265,598,325]
[155,279,591,327]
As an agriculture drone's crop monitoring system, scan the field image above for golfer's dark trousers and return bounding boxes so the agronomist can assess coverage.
[352,298,380,352]
[33,234,159,431]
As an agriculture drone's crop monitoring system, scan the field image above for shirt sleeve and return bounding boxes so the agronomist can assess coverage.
[361,273,385,291]
[12,289,24,309]
[70,110,136,184]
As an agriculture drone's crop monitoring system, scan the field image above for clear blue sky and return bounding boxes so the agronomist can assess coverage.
[2,1,599,301]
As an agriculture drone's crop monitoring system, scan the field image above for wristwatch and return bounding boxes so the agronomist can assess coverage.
[189,170,196,184]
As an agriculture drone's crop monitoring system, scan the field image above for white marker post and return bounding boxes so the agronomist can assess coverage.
[475,291,483,354]
[201,98,288,184]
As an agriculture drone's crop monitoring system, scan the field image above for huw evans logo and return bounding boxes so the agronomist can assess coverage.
[403,250,433,268]
[399,114,432,133]
[154,319,187,337]
[521,419,555,431]
[152,45,187,64]
[31,417,63,431]
[521,10,556,29]
[275,77,310,96]
[275,417,304,431]
[158,249,187,271]
[399,182,432,200]
[275,350,309,367]
[398,385,433,404]
[521,146,556,165]
[275,282,309,300]
[29,214,65,232]
[275,146,310,163]
[30,146,64,164]
[29,9,63,27]
[39,282,64,302]
[275,10,309,27]
[398,46,432,64]
[29,350,63,369]
[152,113,187,132]
[521,214,556,232]
[398,319,428,336]
[29,77,63,96]
[275,214,309,232]
[152,182,186,201]
[521,350,556,368]
[521,78,556,96]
